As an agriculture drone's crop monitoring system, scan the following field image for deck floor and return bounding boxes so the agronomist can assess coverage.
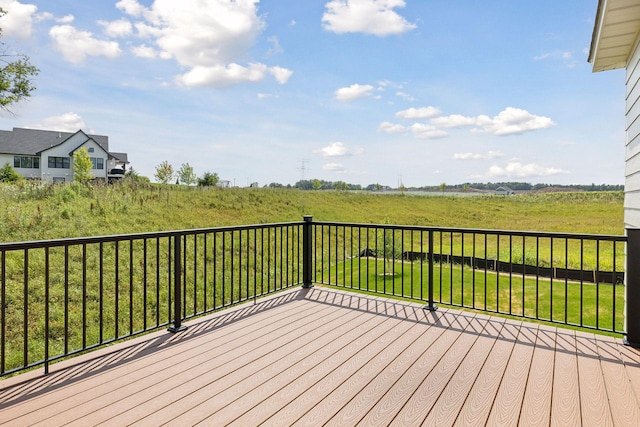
[1,287,640,426]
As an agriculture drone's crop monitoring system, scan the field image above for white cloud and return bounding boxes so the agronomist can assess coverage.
[430,108,554,136]
[257,93,278,99]
[28,112,93,133]
[35,12,74,24]
[0,0,38,39]
[322,0,416,36]
[99,18,133,38]
[396,106,440,119]
[475,107,555,136]
[175,63,291,87]
[323,162,345,171]
[410,123,448,139]
[131,44,159,59]
[269,66,293,84]
[49,25,122,64]
[119,0,263,66]
[430,114,478,128]
[378,121,405,133]
[486,161,569,178]
[115,0,145,17]
[314,141,364,157]
[335,84,375,101]
[176,63,268,88]
[113,0,288,87]
[396,91,416,102]
[381,107,553,140]
[453,150,504,160]
[266,35,283,56]
[533,50,577,68]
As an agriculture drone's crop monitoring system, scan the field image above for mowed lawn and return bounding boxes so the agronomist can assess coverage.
[324,258,624,333]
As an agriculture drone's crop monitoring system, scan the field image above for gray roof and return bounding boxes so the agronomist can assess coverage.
[109,152,129,163]
[0,128,110,156]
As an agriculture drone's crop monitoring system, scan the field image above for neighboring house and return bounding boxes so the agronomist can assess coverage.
[0,128,129,183]
[495,186,514,196]
[589,0,640,228]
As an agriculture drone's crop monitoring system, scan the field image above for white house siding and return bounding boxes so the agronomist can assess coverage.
[40,134,109,183]
[0,154,41,179]
[626,37,640,229]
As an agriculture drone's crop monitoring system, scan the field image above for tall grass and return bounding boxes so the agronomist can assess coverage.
[0,181,624,243]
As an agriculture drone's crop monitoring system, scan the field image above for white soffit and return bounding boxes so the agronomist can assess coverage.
[590,0,640,72]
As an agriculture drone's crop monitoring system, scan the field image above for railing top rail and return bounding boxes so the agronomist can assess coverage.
[311,220,627,242]
[0,220,305,251]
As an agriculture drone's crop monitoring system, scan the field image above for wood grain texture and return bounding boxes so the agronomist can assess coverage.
[575,331,614,427]
[0,287,637,427]
[485,322,538,426]
[595,335,640,427]
[550,329,581,427]
[519,325,556,426]
[453,320,521,427]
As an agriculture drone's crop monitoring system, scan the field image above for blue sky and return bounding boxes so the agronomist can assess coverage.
[0,0,626,187]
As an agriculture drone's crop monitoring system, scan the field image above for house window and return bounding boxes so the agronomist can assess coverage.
[90,157,104,170]
[13,156,40,169]
[88,147,94,153]
[48,156,70,169]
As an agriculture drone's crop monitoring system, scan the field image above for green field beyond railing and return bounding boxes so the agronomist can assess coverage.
[0,217,628,377]
[310,220,626,333]
[327,259,624,332]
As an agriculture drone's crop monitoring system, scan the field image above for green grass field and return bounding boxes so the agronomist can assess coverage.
[0,181,627,374]
[323,258,624,333]
[0,180,624,243]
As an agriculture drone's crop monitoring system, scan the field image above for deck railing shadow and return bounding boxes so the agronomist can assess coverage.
[0,216,637,377]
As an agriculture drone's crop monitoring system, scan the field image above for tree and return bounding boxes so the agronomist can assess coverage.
[377,217,403,276]
[0,8,39,112]
[154,161,174,184]
[334,180,348,191]
[177,162,196,185]
[197,171,219,187]
[439,182,447,193]
[0,162,21,182]
[72,147,93,183]
[312,179,322,190]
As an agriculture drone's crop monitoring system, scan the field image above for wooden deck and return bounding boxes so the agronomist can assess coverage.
[1,287,640,426]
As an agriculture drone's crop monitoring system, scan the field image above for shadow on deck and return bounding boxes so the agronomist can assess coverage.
[1,287,639,426]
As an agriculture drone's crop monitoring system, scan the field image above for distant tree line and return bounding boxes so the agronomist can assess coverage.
[440,182,624,192]
[260,180,624,192]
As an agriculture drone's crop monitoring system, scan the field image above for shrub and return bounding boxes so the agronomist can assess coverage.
[198,171,219,187]
[0,163,23,183]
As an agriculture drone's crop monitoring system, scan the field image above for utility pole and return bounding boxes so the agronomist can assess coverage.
[299,159,309,180]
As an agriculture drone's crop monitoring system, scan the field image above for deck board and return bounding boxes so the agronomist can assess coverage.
[576,331,614,427]
[595,335,640,426]
[550,329,581,427]
[1,286,639,427]
[485,320,538,426]
[453,320,521,427]
[519,325,556,426]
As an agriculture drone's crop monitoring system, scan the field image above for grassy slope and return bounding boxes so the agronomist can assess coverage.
[0,181,625,243]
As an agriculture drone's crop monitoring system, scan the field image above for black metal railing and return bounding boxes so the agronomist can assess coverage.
[0,222,303,376]
[0,217,632,377]
[309,220,626,335]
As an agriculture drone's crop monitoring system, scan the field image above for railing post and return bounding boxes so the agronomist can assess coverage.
[423,229,437,311]
[302,215,314,288]
[625,228,640,346]
[168,234,187,333]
